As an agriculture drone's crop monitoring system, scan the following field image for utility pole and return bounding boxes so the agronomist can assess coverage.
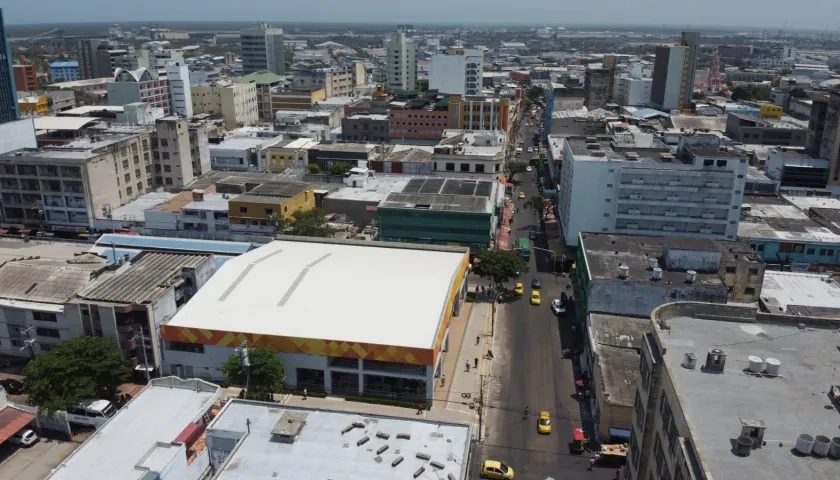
[132,326,151,383]
[234,341,250,397]
[478,374,485,442]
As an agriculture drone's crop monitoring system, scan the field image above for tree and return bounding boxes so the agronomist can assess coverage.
[329,162,353,176]
[779,68,793,76]
[24,337,131,414]
[306,163,322,174]
[222,346,285,400]
[287,208,336,237]
[473,249,528,287]
[730,86,751,102]
[789,87,808,99]
[524,195,546,219]
[525,85,544,104]
[269,212,289,234]
[284,50,295,69]
[505,161,528,180]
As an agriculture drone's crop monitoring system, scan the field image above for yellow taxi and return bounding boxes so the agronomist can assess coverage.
[530,290,541,306]
[481,460,515,479]
[518,191,525,199]
[513,282,524,296]
[537,411,552,434]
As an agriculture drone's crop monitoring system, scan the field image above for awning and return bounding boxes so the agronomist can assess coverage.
[0,406,35,444]
[18,229,31,234]
[0,229,8,234]
[609,427,632,440]
[174,422,201,444]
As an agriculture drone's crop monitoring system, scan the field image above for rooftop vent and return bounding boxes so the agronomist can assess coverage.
[814,435,831,457]
[704,348,727,372]
[735,436,752,456]
[585,136,597,143]
[586,143,601,150]
[682,352,697,369]
[659,153,675,162]
[796,434,815,455]
[747,355,765,374]
[685,270,697,284]
[652,268,663,281]
[271,412,308,443]
[764,357,781,376]
[647,257,658,270]
[617,265,629,279]
[738,417,766,450]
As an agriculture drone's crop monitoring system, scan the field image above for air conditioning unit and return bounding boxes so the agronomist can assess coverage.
[667,195,680,202]
[626,223,639,229]
[663,225,676,232]
[706,182,720,188]
[700,228,714,234]
[631,178,645,185]
[628,208,641,215]
[665,211,678,217]
[630,194,643,200]
[701,212,715,219]
[704,197,717,203]
[668,180,681,186]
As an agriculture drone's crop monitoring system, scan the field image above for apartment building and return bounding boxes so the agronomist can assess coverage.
[584,65,612,108]
[819,91,840,184]
[385,29,417,92]
[228,181,315,234]
[627,302,834,480]
[261,137,317,172]
[447,94,510,132]
[270,88,326,112]
[725,113,808,147]
[390,98,449,141]
[107,68,171,115]
[49,61,80,82]
[429,49,483,96]
[679,32,700,110]
[0,129,155,232]
[556,135,748,246]
[191,80,258,130]
[650,46,687,112]
[342,114,389,142]
[96,47,139,79]
[615,77,652,106]
[153,117,197,188]
[290,65,360,98]
[13,58,38,92]
[240,23,285,75]
[144,189,232,234]
[164,62,192,117]
[432,130,506,175]
[75,39,106,79]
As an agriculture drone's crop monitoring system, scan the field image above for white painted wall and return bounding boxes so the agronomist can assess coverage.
[0,119,37,155]
[557,147,616,247]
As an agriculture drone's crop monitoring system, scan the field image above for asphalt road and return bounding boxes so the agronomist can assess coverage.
[470,120,618,480]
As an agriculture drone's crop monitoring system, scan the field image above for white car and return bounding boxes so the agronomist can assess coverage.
[9,429,38,447]
[526,166,533,172]
[527,147,534,153]
[551,299,566,315]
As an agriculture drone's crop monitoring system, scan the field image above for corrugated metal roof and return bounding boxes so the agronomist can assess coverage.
[77,252,210,304]
[0,259,107,304]
[0,407,35,444]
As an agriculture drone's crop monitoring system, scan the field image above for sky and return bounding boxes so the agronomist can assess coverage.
[2,0,839,30]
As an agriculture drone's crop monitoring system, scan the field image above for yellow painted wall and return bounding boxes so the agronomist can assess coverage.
[19,96,48,116]
[229,186,316,226]
[760,104,783,119]
[267,152,295,172]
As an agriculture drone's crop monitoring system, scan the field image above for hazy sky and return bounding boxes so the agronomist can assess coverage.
[3,0,839,30]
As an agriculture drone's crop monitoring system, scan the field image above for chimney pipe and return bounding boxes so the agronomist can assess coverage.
[617,265,629,279]
[686,270,697,284]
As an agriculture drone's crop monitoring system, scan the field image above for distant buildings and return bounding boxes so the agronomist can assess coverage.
[650,46,687,111]
[819,91,840,184]
[240,23,285,76]
[341,114,389,142]
[107,68,171,115]
[385,29,417,92]
[615,77,652,106]
[447,94,510,132]
[75,39,105,80]
[429,49,483,96]
[49,61,81,82]
[725,113,808,147]
[13,57,38,92]
[0,9,15,124]
[191,80,258,130]
[679,31,700,110]
[164,62,192,117]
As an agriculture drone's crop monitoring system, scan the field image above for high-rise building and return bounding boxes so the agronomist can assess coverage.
[807,94,830,157]
[95,46,139,79]
[0,8,18,124]
[429,49,483,96]
[154,117,195,188]
[650,46,687,111]
[164,62,192,117]
[107,68,171,115]
[819,91,840,184]
[584,64,612,109]
[240,23,285,76]
[679,31,701,110]
[13,57,38,92]
[385,29,417,92]
[76,39,106,79]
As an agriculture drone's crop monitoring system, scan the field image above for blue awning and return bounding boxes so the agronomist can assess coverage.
[609,427,632,440]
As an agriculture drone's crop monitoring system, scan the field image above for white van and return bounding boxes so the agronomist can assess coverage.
[65,398,117,426]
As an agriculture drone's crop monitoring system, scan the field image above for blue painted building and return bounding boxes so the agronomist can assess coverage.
[49,61,81,82]
[0,9,18,124]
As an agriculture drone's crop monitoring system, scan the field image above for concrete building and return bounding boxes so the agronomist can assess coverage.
[819,92,840,184]
[237,71,284,120]
[650,46,687,112]
[164,62,193,117]
[143,189,233,235]
[429,48,483,96]
[584,65,612,109]
[45,377,222,480]
[270,88,326,112]
[433,130,505,175]
[49,61,81,82]
[228,181,314,235]
[13,59,38,92]
[75,39,106,80]
[308,142,377,171]
[0,127,155,232]
[209,134,284,171]
[385,29,417,92]
[154,117,199,188]
[44,90,76,116]
[240,23,285,76]
[0,118,37,155]
[575,233,764,323]
[626,301,840,480]
[718,44,752,59]
[290,65,361,98]
[759,270,840,317]
[615,77,652,106]
[679,31,701,110]
[261,137,318,172]
[389,96,449,141]
[69,251,215,373]
[764,147,828,189]
[96,48,139,79]
[556,135,748,246]
[341,114,389,142]
[378,177,500,250]
[108,68,171,116]
[447,95,510,132]
[725,113,808,147]
[191,80,258,130]
[160,238,469,398]
[204,401,470,480]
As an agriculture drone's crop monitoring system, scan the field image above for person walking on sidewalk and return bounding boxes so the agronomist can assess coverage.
[440,374,446,386]
[465,361,470,372]
[416,403,424,415]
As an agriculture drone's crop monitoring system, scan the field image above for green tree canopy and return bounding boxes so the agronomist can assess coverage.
[222,346,285,400]
[524,195,546,219]
[473,249,528,286]
[329,162,353,176]
[505,161,528,179]
[306,164,322,174]
[24,336,131,414]
[525,85,544,104]
[286,208,336,238]
[789,87,809,99]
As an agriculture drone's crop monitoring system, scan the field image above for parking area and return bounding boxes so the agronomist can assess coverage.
[0,435,77,480]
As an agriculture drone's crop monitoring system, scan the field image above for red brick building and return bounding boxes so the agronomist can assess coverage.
[13,58,38,92]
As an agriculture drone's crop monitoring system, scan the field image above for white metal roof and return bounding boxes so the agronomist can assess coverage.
[46,377,221,480]
[165,240,467,349]
[33,116,100,131]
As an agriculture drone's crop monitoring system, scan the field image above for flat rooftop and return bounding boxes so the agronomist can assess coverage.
[739,196,840,243]
[312,142,375,153]
[589,313,651,407]
[326,176,412,203]
[207,401,470,480]
[101,192,178,222]
[164,239,468,350]
[245,180,310,199]
[0,239,93,264]
[0,257,107,306]
[656,307,840,480]
[759,270,840,316]
[46,377,221,480]
[566,136,681,163]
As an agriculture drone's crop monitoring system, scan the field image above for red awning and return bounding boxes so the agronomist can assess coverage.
[0,406,35,444]
[174,422,201,444]
[365,205,378,212]
[0,229,8,234]
[18,229,31,234]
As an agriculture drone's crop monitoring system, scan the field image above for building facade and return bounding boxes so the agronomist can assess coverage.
[819,92,840,184]
[107,68,171,115]
[154,117,196,188]
[390,107,449,141]
[240,23,285,75]
[341,114,389,142]
[725,113,807,147]
[96,47,139,79]
[75,39,106,80]
[584,66,612,109]
[191,81,258,130]
[49,61,81,82]
[385,29,417,92]
[0,8,16,124]
[228,181,315,234]
[447,95,510,132]
[164,63,192,117]
[429,49,483,96]
[679,31,700,110]
[650,46,687,112]
[615,77,653,106]
[13,59,38,92]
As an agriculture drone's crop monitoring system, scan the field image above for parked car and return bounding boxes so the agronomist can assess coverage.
[551,299,566,315]
[0,378,24,395]
[9,429,38,447]
[481,460,515,479]
[531,277,542,289]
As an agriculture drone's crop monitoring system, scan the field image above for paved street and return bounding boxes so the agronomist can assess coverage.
[470,119,618,480]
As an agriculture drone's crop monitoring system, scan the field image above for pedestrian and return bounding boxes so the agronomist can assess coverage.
[440,374,446,386]
[615,467,621,479]
[475,335,480,346]
[416,403,424,415]
[588,457,596,471]
[303,388,307,400]
[474,357,478,368]
[465,361,470,372]
[523,406,529,419]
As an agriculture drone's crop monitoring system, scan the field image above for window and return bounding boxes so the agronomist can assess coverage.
[745,287,756,295]
[163,165,171,173]
[703,159,714,166]
[32,311,57,322]
[445,163,455,171]
[820,249,827,256]
[757,244,764,252]
[725,266,736,274]
[634,391,645,430]
[162,152,170,160]
[460,163,470,172]
[748,268,759,275]
[265,208,273,214]
[806,248,815,255]
[717,160,728,167]
[737,174,744,178]
[607,183,613,187]
[475,164,485,173]
[605,198,611,203]
[639,353,651,392]
[36,327,60,338]
[240,207,247,213]
[165,178,173,185]
[167,341,205,354]
[604,213,610,217]
[828,249,835,256]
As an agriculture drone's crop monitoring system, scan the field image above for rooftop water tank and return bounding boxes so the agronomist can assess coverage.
[814,435,831,457]
[748,356,765,374]
[796,434,815,455]
[764,358,781,376]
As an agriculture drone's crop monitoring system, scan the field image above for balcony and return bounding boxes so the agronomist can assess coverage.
[17,167,37,177]
[0,180,19,190]
[19,181,40,192]
[38,166,59,177]
[59,167,81,178]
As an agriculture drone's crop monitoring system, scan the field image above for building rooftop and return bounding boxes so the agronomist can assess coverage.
[212,136,282,151]
[739,195,840,243]
[669,115,728,133]
[589,313,652,407]
[781,195,840,212]
[0,239,94,264]
[379,193,491,214]
[76,251,211,304]
[164,239,468,350]
[186,170,288,192]
[326,176,413,203]
[654,304,840,480]
[46,377,221,480]
[0,257,107,306]
[566,136,681,163]
[244,180,310,200]
[94,234,253,256]
[759,270,840,316]
[101,192,178,222]
[728,112,809,130]
[33,116,100,132]
[207,401,470,480]
[346,113,389,121]
[59,105,124,116]
[237,70,284,85]
[311,142,376,153]
[182,193,230,211]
